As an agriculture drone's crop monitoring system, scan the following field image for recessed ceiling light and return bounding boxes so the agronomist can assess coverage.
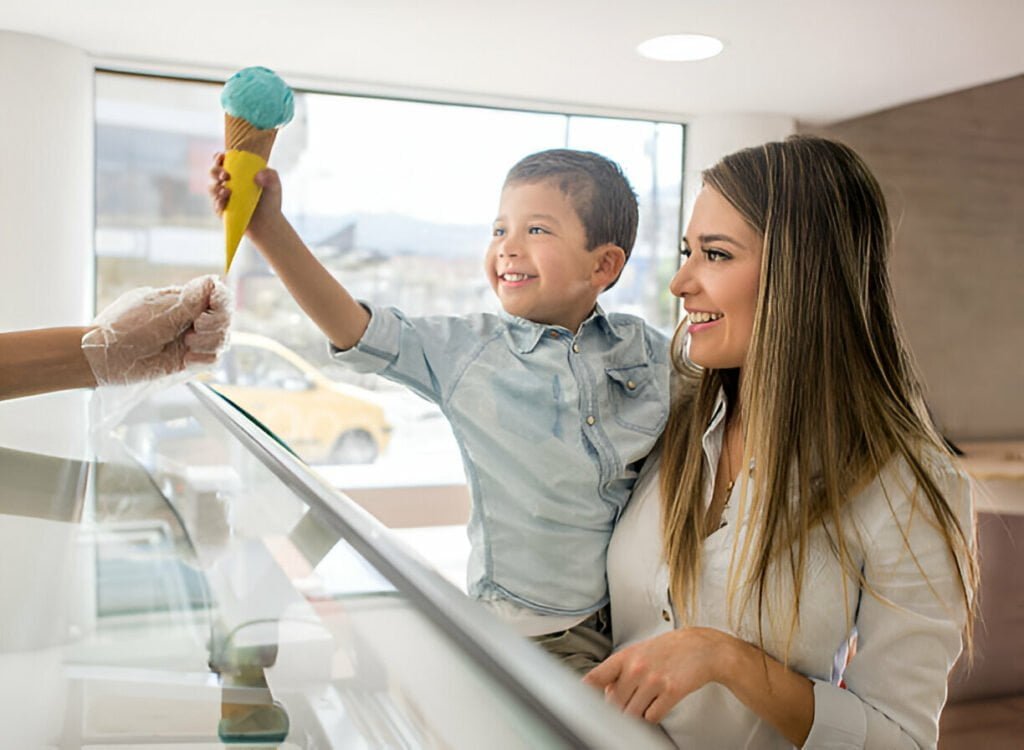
[637,34,724,62]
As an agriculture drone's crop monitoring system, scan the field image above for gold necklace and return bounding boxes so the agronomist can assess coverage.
[709,423,736,535]
[724,425,736,494]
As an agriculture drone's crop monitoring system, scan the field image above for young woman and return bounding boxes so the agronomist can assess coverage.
[585,136,977,749]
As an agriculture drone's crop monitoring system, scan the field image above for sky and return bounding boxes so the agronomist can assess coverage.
[269,93,681,227]
[97,72,682,228]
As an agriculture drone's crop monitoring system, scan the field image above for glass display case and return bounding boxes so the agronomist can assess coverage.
[0,382,669,748]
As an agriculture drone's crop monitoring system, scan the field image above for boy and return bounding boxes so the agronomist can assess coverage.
[210,149,670,672]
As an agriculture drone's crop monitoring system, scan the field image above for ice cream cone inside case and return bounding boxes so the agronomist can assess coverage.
[223,114,278,273]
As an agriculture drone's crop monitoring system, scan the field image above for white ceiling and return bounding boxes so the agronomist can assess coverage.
[2,0,1023,123]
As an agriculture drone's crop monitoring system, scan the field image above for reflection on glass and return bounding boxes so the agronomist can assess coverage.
[203,333,392,465]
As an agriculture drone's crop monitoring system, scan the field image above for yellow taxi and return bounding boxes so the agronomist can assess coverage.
[205,332,391,464]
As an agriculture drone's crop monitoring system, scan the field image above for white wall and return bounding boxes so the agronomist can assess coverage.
[682,114,796,227]
[0,32,93,458]
[0,31,93,330]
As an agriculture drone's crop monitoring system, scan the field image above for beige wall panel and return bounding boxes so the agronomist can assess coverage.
[806,76,1024,440]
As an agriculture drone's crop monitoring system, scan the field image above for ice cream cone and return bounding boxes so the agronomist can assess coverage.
[223,114,279,274]
[219,67,294,274]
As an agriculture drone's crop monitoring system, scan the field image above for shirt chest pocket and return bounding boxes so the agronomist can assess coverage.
[605,364,667,437]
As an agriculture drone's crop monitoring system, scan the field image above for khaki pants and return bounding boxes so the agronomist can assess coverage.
[532,605,612,675]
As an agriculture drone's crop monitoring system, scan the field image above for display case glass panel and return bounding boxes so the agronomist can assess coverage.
[0,384,668,749]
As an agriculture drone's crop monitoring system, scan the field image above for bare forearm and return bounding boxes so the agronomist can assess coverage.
[0,327,97,400]
[251,216,370,350]
[720,636,815,747]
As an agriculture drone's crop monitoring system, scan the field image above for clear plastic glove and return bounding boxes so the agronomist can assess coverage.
[81,275,232,387]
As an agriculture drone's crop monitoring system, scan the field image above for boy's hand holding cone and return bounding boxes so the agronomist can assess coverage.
[219,66,294,274]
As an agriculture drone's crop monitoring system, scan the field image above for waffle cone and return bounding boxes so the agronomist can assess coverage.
[224,113,278,160]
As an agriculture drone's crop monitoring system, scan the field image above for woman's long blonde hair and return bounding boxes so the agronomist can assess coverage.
[660,136,977,654]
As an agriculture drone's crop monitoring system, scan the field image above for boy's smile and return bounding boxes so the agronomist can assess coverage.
[486,181,616,332]
[498,272,534,284]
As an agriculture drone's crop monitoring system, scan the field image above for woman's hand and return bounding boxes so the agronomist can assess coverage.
[208,151,283,240]
[583,627,735,723]
[587,627,815,745]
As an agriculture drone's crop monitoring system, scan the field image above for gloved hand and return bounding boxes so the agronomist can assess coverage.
[81,275,232,387]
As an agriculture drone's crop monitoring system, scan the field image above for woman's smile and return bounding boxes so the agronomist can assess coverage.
[686,310,725,333]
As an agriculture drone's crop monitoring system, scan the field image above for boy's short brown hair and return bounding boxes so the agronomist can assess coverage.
[504,149,638,290]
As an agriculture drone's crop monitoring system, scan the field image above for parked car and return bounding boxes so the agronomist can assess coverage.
[204,332,391,464]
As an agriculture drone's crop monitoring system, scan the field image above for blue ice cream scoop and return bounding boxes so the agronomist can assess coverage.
[221,66,294,130]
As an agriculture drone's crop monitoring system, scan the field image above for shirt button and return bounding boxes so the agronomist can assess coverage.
[661,609,671,622]
[626,380,637,390]
[572,343,580,353]
[549,331,559,338]
[586,415,596,426]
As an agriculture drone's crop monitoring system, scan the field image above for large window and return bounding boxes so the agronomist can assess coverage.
[95,72,684,500]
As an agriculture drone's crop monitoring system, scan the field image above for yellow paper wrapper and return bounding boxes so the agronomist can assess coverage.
[222,149,268,274]
[222,113,278,274]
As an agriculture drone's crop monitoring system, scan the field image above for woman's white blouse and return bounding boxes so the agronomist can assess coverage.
[607,396,973,749]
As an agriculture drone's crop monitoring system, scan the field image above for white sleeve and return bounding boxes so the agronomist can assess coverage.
[803,458,974,750]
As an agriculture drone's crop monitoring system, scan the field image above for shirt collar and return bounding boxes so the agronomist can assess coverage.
[708,388,728,431]
[589,304,624,342]
[500,304,615,354]
[702,388,729,460]
[701,387,755,482]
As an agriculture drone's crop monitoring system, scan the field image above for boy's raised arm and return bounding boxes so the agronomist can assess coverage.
[210,154,370,351]
[245,198,371,351]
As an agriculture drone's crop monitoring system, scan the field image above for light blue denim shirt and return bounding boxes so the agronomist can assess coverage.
[330,303,670,616]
